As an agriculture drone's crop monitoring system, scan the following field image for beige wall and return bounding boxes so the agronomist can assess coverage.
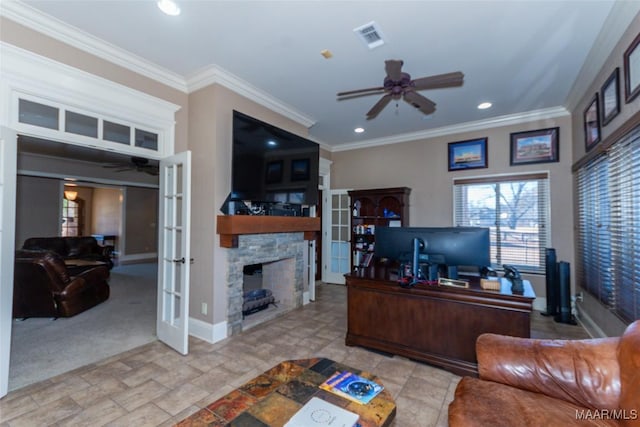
[331,116,574,299]
[571,13,640,163]
[92,188,121,236]
[72,186,94,236]
[123,187,158,255]
[569,12,640,335]
[188,83,313,325]
[15,175,60,246]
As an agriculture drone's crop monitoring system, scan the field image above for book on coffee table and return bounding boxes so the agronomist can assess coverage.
[320,371,384,405]
[285,397,359,427]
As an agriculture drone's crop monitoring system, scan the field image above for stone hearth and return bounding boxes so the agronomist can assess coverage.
[226,232,306,336]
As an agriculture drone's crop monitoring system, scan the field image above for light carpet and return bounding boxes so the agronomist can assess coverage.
[8,262,157,391]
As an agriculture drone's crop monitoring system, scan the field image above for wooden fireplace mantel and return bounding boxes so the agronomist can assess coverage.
[216,215,321,248]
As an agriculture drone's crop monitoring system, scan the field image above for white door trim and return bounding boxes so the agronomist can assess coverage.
[0,127,18,398]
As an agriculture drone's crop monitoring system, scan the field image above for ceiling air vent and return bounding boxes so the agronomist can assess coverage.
[353,21,386,50]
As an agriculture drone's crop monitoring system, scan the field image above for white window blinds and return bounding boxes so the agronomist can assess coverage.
[577,126,639,322]
[453,173,550,273]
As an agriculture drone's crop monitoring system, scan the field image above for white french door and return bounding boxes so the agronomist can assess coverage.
[157,151,191,355]
[0,127,17,398]
[324,189,351,284]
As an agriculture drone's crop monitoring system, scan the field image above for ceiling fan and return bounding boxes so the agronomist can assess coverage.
[337,60,464,120]
[103,156,159,176]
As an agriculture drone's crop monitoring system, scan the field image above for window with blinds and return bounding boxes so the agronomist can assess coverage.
[576,126,639,322]
[453,173,550,273]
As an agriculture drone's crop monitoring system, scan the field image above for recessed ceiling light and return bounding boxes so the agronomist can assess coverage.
[267,140,278,146]
[354,127,365,133]
[477,102,492,110]
[157,0,180,16]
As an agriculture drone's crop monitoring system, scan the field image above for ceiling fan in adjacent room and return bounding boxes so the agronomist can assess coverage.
[337,59,464,120]
[103,156,159,176]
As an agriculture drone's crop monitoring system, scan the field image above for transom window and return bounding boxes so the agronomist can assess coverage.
[453,173,550,273]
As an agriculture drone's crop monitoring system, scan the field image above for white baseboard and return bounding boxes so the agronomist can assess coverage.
[189,317,227,344]
[533,297,546,312]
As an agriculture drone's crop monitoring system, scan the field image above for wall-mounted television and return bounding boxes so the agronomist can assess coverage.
[231,111,319,210]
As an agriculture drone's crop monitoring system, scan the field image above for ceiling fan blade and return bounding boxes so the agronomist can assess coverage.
[337,89,386,101]
[403,91,436,115]
[366,94,393,120]
[412,71,464,90]
[385,60,404,81]
[337,86,385,97]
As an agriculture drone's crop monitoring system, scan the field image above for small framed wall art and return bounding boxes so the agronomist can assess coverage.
[600,68,620,126]
[624,32,640,103]
[509,127,559,165]
[447,137,488,171]
[583,93,601,151]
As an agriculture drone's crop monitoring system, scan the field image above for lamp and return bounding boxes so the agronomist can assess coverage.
[64,190,78,201]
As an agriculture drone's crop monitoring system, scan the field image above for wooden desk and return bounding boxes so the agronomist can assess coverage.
[175,358,396,426]
[345,267,536,377]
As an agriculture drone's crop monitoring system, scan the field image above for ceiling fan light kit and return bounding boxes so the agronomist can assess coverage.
[338,59,464,120]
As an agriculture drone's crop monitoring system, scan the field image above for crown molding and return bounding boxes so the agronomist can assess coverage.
[331,106,570,152]
[0,1,188,92]
[0,1,317,130]
[186,64,316,128]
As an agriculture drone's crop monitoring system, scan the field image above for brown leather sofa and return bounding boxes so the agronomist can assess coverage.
[22,236,114,269]
[13,250,110,318]
[449,320,640,426]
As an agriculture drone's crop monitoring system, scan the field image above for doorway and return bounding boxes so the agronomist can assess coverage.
[9,139,161,391]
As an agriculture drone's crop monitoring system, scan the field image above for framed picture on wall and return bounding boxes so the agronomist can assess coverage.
[600,68,620,126]
[509,127,559,165]
[447,137,488,171]
[583,93,601,151]
[624,32,640,103]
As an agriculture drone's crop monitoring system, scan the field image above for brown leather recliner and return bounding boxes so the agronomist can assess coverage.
[13,250,110,318]
[449,320,640,426]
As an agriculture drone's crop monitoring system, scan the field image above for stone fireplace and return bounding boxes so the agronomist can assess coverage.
[225,232,306,336]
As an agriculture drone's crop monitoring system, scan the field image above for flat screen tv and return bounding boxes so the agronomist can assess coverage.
[231,110,319,207]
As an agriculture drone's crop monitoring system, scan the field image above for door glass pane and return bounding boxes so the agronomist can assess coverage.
[104,121,130,145]
[66,111,98,137]
[135,129,158,151]
[19,99,59,129]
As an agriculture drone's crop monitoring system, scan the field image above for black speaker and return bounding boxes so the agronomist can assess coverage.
[542,248,558,316]
[555,261,576,324]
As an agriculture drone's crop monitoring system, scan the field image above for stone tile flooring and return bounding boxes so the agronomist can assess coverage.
[1,283,590,427]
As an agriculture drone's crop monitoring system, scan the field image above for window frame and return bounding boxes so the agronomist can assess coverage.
[453,172,551,274]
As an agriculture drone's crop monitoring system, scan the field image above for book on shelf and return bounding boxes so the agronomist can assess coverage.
[285,397,359,427]
[320,371,384,405]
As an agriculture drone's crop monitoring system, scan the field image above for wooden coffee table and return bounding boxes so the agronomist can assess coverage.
[175,358,396,427]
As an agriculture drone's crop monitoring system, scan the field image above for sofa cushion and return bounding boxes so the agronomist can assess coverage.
[23,237,69,256]
[66,237,98,257]
[449,376,619,427]
[477,334,621,411]
[617,321,640,427]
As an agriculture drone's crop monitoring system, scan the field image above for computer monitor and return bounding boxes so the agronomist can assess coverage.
[375,226,491,271]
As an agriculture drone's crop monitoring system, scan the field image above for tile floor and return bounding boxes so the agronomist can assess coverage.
[0,283,590,427]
